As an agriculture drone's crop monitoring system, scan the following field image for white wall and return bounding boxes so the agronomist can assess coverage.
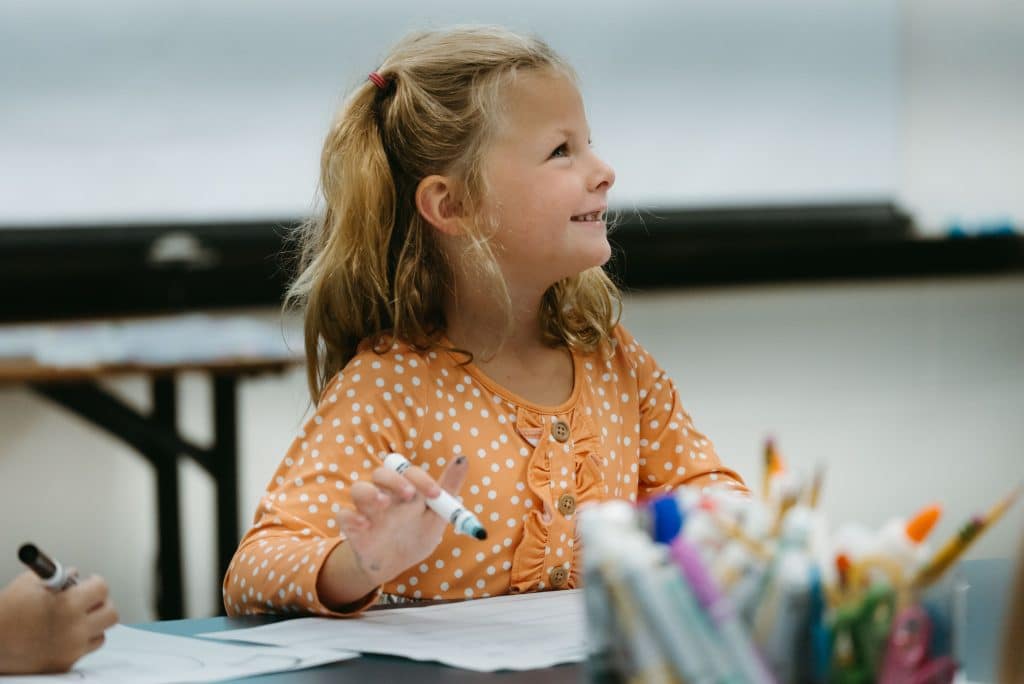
[899,0,1024,233]
[0,0,897,224]
[624,277,1024,557]
[4,1,1019,232]
[2,276,1022,623]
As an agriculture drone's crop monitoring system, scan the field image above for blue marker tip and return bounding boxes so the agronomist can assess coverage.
[650,496,686,543]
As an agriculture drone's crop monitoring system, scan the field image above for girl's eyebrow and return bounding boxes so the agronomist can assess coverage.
[554,127,592,139]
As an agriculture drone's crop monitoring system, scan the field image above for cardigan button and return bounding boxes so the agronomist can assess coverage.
[551,420,570,443]
[557,493,577,517]
[549,566,568,588]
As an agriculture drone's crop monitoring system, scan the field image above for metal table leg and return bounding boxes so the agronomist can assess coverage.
[152,376,184,620]
[32,380,218,620]
[212,373,239,614]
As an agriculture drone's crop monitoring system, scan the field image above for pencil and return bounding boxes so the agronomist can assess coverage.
[808,463,825,509]
[762,438,775,501]
[771,490,800,538]
[911,485,1021,590]
[708,511,772,561]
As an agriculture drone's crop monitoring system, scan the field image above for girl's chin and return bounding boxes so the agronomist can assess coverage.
[574,239,613,272]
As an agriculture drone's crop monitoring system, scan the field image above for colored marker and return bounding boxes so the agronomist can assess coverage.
[602,559,677,683]
[752,506,815,683]
[904,504,942,543]
[671,536,776,684]
[726,550,770,623]
[18,543,77,591]
[835,553,852,601]
[805,566,831,684]
[619,537,720,684]
[871,503,942,576]
[579,503,636,683]
[383,453,487,540]
[647,495,687,544]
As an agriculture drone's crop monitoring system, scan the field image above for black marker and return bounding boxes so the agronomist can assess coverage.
[18,543,77,591]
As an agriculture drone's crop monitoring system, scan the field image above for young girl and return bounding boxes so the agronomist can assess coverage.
[224,25,747,617]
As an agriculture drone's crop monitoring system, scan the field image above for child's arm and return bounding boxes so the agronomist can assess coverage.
[617,327,749,498]
[224,448,469,616]
[0,572,118,674]
[224,345,483,616]
[640,388,748,496]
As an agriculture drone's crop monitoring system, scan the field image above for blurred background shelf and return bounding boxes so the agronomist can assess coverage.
[3,203,1022,322]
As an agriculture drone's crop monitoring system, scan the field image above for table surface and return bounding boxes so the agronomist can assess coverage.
[0,357,298,383]
[136,557,1016,683]
[0,313,302,383]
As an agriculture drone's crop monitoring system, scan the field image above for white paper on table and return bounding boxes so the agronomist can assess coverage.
[0,624,357,683]
[201,589,588,672]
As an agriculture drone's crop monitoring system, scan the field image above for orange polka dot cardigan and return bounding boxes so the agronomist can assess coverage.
[223,325,747,616]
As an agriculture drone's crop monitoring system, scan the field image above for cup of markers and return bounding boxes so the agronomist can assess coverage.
[578,439,1021,684]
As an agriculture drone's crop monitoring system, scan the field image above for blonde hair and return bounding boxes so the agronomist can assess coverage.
[287,25,621,403]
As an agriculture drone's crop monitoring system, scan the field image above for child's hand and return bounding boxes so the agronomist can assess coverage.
[319,455,469,606]
[0,571,119,674]
[340,455,469,585]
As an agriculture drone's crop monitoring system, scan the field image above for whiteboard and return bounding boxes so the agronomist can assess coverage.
[0,0,899,226]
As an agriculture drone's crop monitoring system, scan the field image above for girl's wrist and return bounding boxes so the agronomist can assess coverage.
[316,542,383,611]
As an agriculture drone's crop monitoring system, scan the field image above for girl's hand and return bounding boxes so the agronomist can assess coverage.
[318,456,469,608]
[0,571,119,674]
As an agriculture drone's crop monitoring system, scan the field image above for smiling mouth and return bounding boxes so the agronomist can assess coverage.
[570,211,604,222]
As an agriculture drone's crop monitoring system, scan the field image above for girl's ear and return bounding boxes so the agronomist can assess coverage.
[415,175,465,236]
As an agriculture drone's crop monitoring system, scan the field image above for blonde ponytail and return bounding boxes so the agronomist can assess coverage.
[287,26,621,403]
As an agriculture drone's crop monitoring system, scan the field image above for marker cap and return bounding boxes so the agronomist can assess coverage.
[905,503,942,543]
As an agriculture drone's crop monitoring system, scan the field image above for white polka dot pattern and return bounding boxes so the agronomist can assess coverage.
[223,326,747,616]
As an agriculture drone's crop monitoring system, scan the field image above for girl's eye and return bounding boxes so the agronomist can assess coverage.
[550,143,569,158]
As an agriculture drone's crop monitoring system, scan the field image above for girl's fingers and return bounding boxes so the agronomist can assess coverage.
[349,481,390,516]
[86,599,119,633]
[84,633,107,655]
[370,466,418,502]
[435,455,470,496]
[336,508,371,535]
[66,575,110,614]
[395,463,443,500]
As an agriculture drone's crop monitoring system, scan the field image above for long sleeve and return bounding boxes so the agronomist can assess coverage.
[223,349,420,616]
[615,328,748,500]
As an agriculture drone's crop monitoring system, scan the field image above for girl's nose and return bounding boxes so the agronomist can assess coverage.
[588,153,615,193]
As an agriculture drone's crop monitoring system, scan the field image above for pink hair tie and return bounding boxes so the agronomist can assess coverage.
[368,71,388,90]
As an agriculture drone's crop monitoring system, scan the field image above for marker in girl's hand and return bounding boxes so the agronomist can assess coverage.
[18,543,78,591]
[383,453,488,540]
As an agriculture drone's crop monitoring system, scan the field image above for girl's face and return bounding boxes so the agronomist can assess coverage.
[478,70,615,293]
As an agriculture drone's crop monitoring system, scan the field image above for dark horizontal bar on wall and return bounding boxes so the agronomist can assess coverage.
[0,221,295,323]
[608,204,1023,288]
[1,203,1022,323]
